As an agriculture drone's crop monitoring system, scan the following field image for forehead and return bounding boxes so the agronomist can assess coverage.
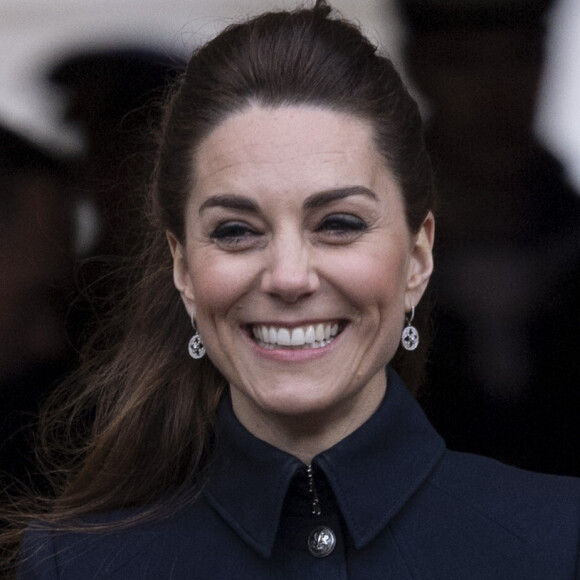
[192,105,390,196]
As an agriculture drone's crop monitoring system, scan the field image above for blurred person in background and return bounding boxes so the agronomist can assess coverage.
[0,49,183,498]
[49,49,184,337]
[0,126,74,493]
[399,0,580,475]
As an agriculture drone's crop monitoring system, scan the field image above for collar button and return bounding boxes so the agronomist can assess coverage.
[307,526,336,558]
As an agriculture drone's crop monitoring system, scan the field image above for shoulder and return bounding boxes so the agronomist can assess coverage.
[386,450,580,578]
[19,503,202,579]
[430,449,580,544]
[19,516,159,579]
[18,497,239,579]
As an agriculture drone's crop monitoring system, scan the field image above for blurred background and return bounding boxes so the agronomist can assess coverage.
[1,0,579,495]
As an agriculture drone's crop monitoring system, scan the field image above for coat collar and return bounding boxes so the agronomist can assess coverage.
[203,367,445,557]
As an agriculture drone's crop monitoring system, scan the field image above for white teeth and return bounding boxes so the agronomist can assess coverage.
[291,327,305,346]
[277,328,291,346]
[251,322,341,349]
[315,324,325,342]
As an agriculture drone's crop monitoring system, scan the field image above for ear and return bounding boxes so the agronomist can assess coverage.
[167,231,196,316]
[404,211,435,311]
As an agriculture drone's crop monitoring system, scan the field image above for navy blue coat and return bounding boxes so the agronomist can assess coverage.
[20,368,580,578]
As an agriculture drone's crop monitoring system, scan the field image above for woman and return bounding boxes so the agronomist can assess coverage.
[9,2,580,578]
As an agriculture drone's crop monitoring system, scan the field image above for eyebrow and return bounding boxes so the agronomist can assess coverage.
[198,186,378,215]
[303,186,378,210]
[199,195,259,214]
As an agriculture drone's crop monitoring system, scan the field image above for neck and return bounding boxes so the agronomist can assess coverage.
[253,413,362,464]
[229,375,386,464]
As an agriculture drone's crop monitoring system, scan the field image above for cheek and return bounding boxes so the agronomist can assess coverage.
[189,254,256,316]
[327,243,409,309]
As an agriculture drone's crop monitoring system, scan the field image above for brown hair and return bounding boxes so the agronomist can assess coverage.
[2,1,434,572]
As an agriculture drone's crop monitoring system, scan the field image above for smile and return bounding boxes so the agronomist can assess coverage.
[251,322,343,349]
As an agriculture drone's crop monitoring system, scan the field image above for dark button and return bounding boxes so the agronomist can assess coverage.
[307,526,336,558]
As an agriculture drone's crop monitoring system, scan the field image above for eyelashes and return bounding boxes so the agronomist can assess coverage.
[209,221,260,250]
[315,214,367,236]
[209,213,369,251]
[210,221,256,240]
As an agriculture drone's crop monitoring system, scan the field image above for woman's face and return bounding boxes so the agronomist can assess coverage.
[170,105,433,450]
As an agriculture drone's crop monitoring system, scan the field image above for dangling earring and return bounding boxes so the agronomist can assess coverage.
[188,317,206,360]
[401,306,419,351]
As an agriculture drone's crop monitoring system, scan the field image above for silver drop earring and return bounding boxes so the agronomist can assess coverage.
[401,306,419,351]
[188,318,206,360]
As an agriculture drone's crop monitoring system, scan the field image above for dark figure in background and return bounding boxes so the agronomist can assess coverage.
[0,127,74,492]
[399,0,580,475]
[50,49,184,335]
[0,50,182,496]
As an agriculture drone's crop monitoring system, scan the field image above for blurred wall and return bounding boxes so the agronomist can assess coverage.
[0,0,402,155]
[536,0,580,190]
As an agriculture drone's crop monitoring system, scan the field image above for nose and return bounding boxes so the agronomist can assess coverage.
[260,236,320,303]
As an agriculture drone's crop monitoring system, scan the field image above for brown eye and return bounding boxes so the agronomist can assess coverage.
[316,214,367,237]
[210,221,262,250]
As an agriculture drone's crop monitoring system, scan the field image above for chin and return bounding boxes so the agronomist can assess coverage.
[252,380,352,418]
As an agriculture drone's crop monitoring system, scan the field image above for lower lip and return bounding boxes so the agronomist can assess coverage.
[247,327,345,362]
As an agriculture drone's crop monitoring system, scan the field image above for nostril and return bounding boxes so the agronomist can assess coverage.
[259,239,321,302]
[261,267,319,302]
